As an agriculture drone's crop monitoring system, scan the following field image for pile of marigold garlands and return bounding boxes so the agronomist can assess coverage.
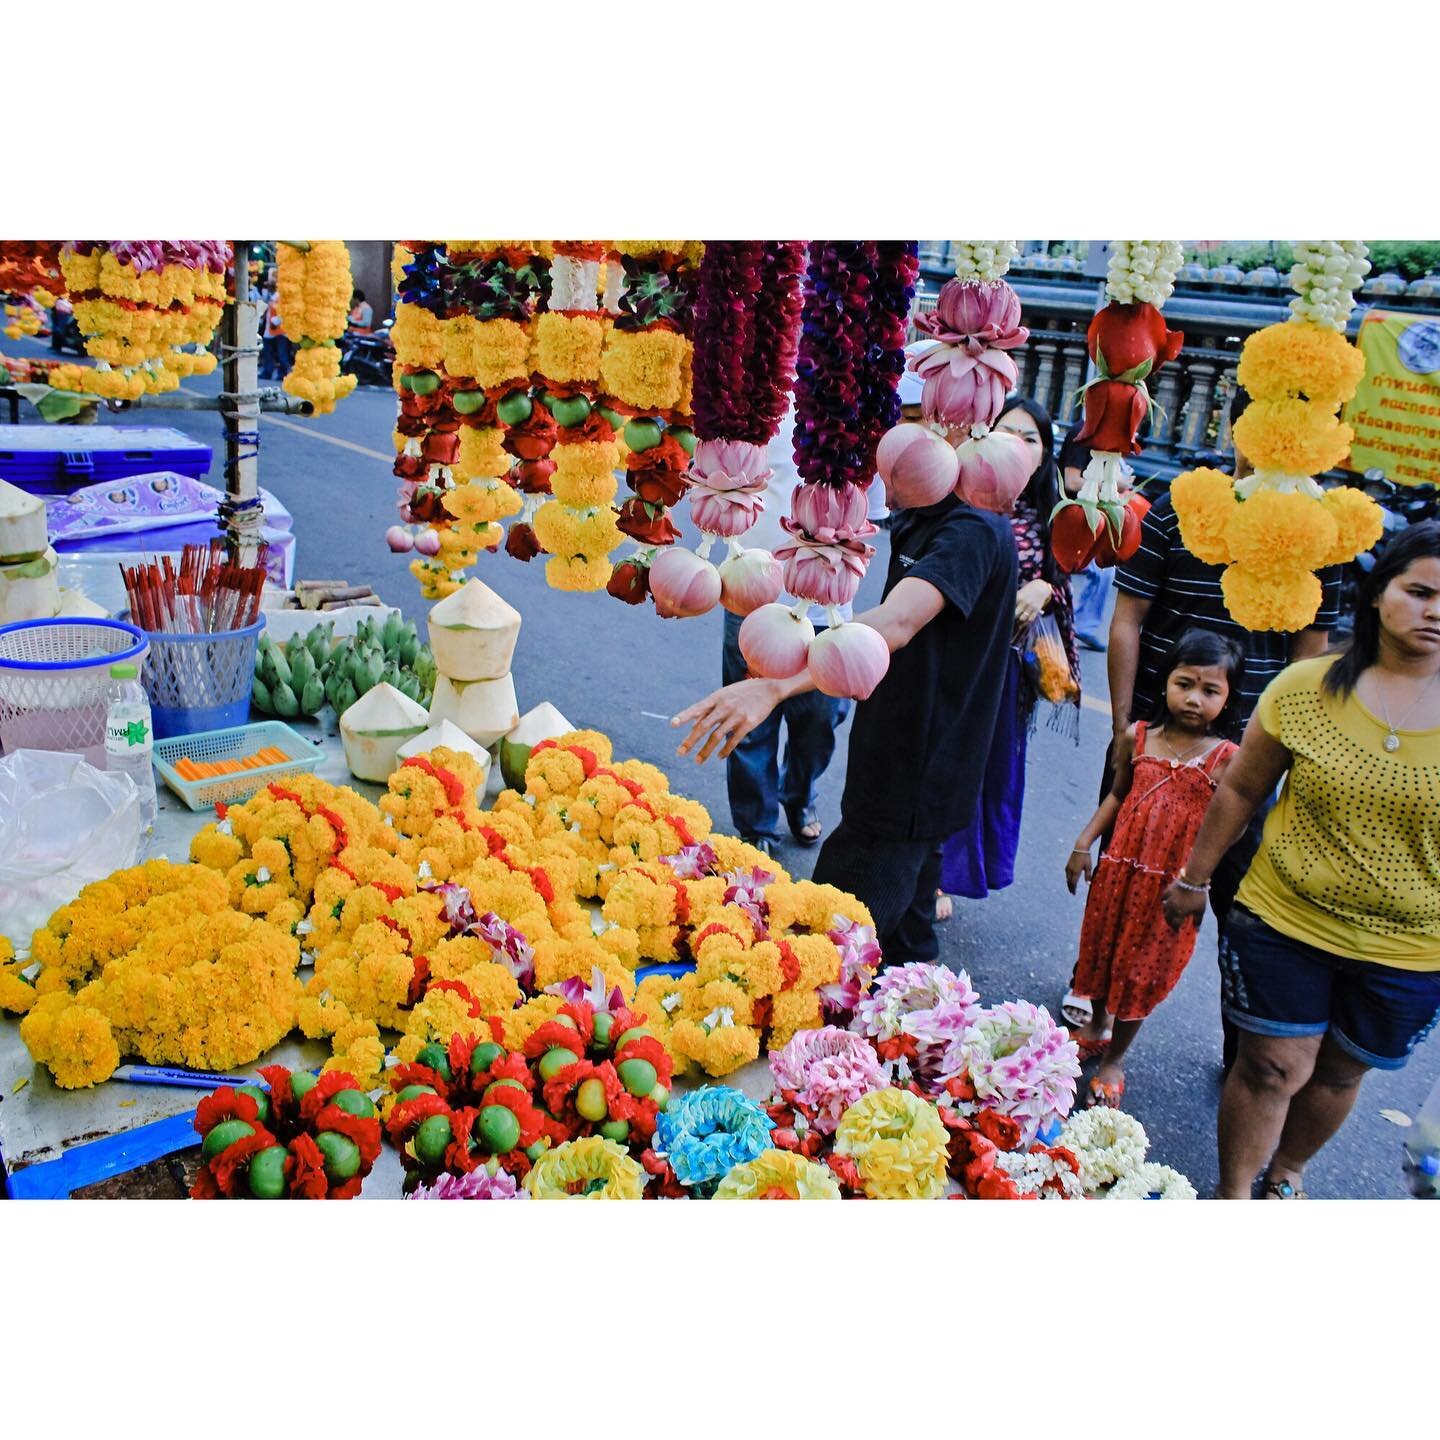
[1,729,1194,1198]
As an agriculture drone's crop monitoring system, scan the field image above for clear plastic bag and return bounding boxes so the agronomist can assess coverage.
[1025,612,1080,705]
[0,749,140,951]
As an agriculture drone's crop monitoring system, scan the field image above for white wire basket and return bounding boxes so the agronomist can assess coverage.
[0,618,148,763]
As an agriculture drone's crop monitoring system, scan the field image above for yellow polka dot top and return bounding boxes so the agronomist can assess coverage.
[1237,655,1440,970]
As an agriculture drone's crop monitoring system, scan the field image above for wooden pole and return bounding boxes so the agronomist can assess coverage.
[218,240,263,566]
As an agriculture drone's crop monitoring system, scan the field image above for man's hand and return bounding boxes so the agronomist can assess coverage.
[1161,881,1207,930]
[673,678,781,763]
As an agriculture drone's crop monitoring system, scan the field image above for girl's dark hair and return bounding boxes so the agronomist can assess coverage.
[1324,519,1440,698]
[1142,627,1247,740]
[996,395,1063,586]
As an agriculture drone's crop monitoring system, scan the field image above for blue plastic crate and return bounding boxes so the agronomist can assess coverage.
[152,719,324,811]
[0,424,212,496]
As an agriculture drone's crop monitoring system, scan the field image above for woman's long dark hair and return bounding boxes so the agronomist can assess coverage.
[1141,627,1247,741]
[996,394,1063,586]
[1324,519,1440,698]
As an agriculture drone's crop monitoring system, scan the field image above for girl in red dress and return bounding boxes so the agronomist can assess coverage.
[1065,630,1244,1107]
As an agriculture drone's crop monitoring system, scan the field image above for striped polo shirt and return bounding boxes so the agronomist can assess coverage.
[1115,494,1343,727]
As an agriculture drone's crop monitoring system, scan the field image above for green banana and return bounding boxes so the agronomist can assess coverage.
[272,680,299,718]
[269,644,292,689]
[334,677,358,715]
[252,676,273,712]
[290,646,315,689]
[300,675,326,715]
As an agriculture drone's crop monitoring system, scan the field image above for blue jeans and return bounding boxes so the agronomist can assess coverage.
[722,610,848,843]
[1071,561,1114,646]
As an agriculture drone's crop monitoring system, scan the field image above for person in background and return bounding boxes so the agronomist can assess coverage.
[1060,388,1342,1064]
[935,396,1080,920]
[1060,422,1134,650]
[676,431,1019,968]
[1066,630,1243,1107]
[1163,523,1440,1198]
[349,289,374,334]
[259,272,291,381]
[717,401,853,856]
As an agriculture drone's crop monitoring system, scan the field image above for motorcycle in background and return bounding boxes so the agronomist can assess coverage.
[340,319,393,388]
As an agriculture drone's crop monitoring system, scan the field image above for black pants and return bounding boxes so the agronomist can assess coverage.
[812,818,943,967]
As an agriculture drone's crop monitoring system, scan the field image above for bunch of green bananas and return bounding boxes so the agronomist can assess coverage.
[252,614,435,720]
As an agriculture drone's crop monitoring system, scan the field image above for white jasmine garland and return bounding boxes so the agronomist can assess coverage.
[1288,240,1370,331]
[951,241,1018,285]
[995,1147,1086,1199]
[1105,240,1184,307]
[1058,1106,1149,1191]
[1107,1162,1198,1200]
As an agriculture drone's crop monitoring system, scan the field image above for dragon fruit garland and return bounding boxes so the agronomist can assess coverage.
[739,242,919,702]
[1050,242,1185,573]
[1170,241,1382,632]
[878,240,1032,513]
[641,242,807,620]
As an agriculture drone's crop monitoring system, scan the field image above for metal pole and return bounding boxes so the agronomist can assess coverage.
[218,240,263,565]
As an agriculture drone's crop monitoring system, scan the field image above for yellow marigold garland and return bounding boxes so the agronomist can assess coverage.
[1173,241,1383,632]
[277,241,358,415]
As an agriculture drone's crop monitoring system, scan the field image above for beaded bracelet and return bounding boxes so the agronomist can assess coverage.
[1173,870,1211,894]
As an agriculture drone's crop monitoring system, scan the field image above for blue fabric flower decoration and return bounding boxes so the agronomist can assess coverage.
[653,1086,774,1190]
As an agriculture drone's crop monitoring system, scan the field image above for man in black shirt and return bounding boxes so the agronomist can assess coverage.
[673,493,1018,966]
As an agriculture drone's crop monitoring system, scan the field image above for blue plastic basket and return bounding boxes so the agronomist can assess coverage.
[152,719,323,810]
[136,617,263,740]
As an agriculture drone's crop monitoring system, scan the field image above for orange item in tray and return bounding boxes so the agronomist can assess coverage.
[175,746,286,780]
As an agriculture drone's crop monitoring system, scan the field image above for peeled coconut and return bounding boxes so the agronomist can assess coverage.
[0,547,61,624]
[0,480,49,566]
[339,682,430,783]
[428,672,520,748]
[499,701,574,790]
[396,718,493,794]
[426,578,522,681]
[56,587,110,619]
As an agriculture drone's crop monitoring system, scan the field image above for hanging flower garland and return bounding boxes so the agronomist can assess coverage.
[1171,241,1382,632]
[640,241,805,619]
[277,240,358,415]
[49,241,227,399]
[528,242,623,593]
[586,241,704,596]
[739,241,918,702]
[1051,241,1185,574]
[879,240,1029,516]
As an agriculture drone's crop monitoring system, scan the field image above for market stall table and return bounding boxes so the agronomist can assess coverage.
[0,727,771,1199]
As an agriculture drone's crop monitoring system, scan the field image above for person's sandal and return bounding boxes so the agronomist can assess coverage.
[784,804,823,848]
[1258,1177,1308,1199]
[1085,1076,1126,1109]
[1073,1032,1112,1063]
[1060,991,1093,1029]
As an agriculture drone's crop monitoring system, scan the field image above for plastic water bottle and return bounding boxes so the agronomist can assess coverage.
[105,661,157,836]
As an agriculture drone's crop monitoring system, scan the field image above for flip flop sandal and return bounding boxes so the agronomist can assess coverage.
[1085,1076,1126,1109]
[784,804,823,847]
[1060,991,1093,1029]
[1073,1033,1112,1063]
[1258,1178,1308,1199]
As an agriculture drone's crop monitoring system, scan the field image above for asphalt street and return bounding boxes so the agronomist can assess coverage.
[6,338,1433,1198]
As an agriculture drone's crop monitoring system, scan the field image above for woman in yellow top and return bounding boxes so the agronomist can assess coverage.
[1164,521,1440,1199]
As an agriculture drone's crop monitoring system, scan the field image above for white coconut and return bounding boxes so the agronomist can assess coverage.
[396,718,493,794]
[499,701,574,790]
[339,681,430,783]
[426,578,522,681]
[427,672,519,748]
[0,547,60,623]
[0,480,49,566]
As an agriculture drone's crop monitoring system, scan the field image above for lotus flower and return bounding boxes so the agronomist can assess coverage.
[955,428,1033,512]
[875,423,960,509]
[774,534,871,608]
[786,482,873,542]
[647,545,721,619]
[740,603,814,678]
[718,546,784,616]
[911,279,1030,429]
[686,439,772,538]
[807,622,890,700]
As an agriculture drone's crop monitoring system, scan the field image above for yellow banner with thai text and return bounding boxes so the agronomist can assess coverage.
[1344,309,1440,485]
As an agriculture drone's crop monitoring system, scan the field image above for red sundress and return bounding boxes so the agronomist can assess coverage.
[1072,723,1236,1022]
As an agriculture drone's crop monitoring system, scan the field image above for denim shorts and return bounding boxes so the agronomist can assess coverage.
[1220,905,1440,1070]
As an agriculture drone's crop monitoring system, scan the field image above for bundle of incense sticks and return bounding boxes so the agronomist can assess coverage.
[120,541,268,634]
